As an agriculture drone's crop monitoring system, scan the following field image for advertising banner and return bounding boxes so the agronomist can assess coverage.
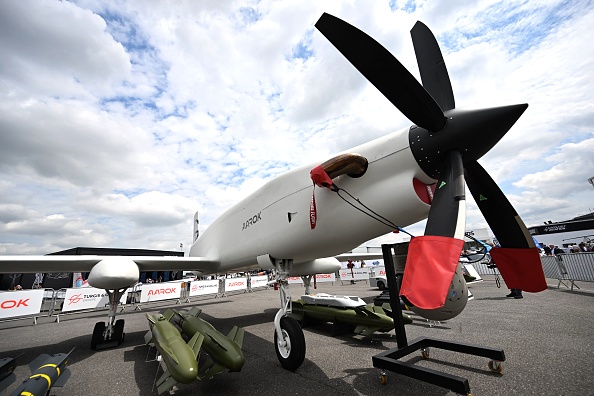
[370,266,386,278]
[189,280,219,297]
[250,275,269,289]
[287,273,336,284]
[140,282,181,303]
[62,287,128,313]
[339,267,370,281]
[224,277,248,292]
[0,289,45,319]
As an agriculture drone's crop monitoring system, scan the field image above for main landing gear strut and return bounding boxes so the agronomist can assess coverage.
[91,288,127,350]
[273,259,306,371]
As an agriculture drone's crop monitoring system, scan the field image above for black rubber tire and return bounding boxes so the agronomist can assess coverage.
[91,322,105,350]
[114,319,125,344]
[274,316,305,371]
[377,281,386,290]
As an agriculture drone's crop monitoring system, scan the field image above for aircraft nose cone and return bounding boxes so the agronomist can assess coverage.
[410,104,528,179]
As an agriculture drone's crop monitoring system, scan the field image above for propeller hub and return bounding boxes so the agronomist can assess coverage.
[409,104,528,179]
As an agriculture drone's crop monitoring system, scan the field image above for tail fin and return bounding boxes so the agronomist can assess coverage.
[201,359,225,379]
[188,331,204,359]
[157,373,178,395]
[186,307,202,317]
[162,309,176,321]
[227,326,245,348]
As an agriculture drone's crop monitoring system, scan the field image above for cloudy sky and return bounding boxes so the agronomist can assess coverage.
[1,0,593,255]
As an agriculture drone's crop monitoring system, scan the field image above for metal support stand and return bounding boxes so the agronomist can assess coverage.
[372,243,506,396]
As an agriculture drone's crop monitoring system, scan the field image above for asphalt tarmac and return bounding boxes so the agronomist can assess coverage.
[1,276,593,395]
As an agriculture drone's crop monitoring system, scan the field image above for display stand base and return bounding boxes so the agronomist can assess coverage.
[372,243,505,395]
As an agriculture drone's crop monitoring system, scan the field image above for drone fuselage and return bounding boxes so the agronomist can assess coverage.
[190,126,434,271]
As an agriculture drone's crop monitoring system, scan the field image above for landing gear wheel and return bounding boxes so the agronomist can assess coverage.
[421,347,430,359]
[488,360,503,373]
[274,316,305,371]
[113,319,125,344]
[91,322,105,350]
[380,370,388,385]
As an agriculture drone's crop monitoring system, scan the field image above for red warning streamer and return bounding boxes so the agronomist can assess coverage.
[309,165,335,230]
[400,236,464,309]
[489,247,546,292]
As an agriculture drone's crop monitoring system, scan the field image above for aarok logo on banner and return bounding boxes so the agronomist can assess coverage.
[1,298,29,309]
[147,287,178,296]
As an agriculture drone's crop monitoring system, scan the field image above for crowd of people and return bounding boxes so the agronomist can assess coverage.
[542,241,593,255]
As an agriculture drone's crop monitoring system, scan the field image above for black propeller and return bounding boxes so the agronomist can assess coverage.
[315,12,545,303]
[411,21,455,112]
[315,13,446,132]
[464,161,534,248]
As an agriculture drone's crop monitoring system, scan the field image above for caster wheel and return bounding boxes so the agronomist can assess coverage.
[380,371,387,385]
[488,360,503,373]
[421,347,430,359]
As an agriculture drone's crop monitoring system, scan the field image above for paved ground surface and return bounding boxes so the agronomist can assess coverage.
[1,276,593,395]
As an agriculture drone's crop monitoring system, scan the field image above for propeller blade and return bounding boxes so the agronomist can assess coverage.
[401,150,466,310]
[424,150,466,239]
[465,160,546,292]
[411,21,455,111]
[315,13,446,131]
[464,161,534,248]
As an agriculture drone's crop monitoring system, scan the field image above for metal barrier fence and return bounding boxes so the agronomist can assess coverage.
[554,252,594,290]
[471,253,594,291]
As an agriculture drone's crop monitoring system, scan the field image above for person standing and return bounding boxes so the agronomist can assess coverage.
[543,244,552,255]
[346,259,355,284]
[506,288,523,299]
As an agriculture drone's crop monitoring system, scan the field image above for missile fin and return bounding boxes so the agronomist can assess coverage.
[187,307,202,317]
[228,326,245,348]
[162,309,176,321]
[27,354,50,372]
[156,373,178,396]
[53,368,71,387]
[0,373,16,391]
[353,325,366,334]
[201,361,225,379]
[188,331,204,358]
[202,356,215,372]
[144,330,153,345]
[361,327,377,336]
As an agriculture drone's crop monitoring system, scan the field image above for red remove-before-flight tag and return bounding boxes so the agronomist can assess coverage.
[400,236,464,309]
[310,186,317,230]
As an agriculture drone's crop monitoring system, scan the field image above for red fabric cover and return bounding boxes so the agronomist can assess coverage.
[310,165,334,188]
[400,236,464,309]
[489,247,547,292]
[309,189,317,230]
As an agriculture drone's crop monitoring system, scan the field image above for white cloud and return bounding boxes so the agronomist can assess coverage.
[0,0,592,256]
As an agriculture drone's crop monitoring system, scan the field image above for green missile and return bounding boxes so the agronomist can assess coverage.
[289,293,412,336]
[145,312,204,395]
[168,308,245,378]
[9,349,73,396]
